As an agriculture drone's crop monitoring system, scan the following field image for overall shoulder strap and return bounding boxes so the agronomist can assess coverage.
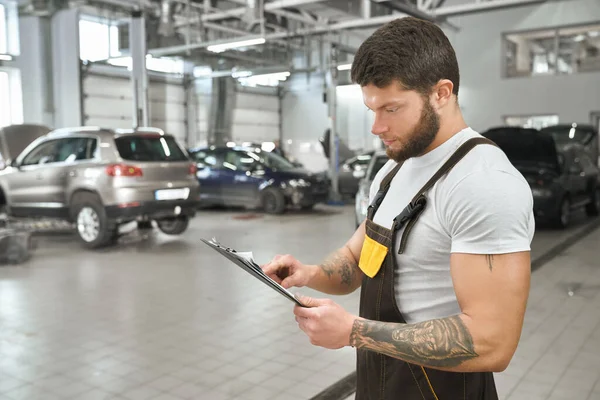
[411,137,497,203]
[394,137,497,254]
[367,162,403,220]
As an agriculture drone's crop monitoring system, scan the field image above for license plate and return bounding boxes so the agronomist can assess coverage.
[155,188,190,201]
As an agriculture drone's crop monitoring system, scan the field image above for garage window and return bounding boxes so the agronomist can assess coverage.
[79,17,121,61]
[504,23,600,78]
[0,70,10,128]
[0,4,6,54]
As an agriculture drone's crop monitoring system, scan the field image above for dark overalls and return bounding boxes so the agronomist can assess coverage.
[355,138,499,400]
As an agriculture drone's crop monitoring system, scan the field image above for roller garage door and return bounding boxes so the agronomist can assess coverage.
[230,85,280,143]
[82,65,189,145]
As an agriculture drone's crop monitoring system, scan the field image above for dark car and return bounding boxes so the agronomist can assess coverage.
[188,146,330,214]
[338,151,375,197]
[540,123,599,167]
[482,126,600,228]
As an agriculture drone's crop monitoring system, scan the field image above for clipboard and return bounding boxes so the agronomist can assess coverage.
[201,238,307,307]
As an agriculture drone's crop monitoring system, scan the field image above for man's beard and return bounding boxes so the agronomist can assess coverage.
[386,99,440,163]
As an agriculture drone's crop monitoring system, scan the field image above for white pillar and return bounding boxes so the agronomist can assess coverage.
[130,10,149,128]
[51,8,82,128]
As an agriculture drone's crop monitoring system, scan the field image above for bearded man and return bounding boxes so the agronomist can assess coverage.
[262,16,534,400]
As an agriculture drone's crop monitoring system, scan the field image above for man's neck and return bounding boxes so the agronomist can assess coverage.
[424,114,469,154]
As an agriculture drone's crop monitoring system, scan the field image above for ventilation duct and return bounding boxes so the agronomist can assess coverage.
[157,0,175,36]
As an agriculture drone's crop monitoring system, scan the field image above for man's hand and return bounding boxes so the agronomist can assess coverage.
[293,295,358,349]
[261,254,317,289]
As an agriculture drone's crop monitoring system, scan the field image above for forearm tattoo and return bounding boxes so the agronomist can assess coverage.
[350,315,479,368]
[319,252,359,288]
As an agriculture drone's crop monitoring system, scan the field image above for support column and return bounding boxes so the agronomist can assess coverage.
[11,16,53,126]
[326,42,341,203]
[51,8,81,128]
[208,75,235,145]
[130,10,149,128]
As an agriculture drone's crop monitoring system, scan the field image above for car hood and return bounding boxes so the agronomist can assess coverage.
[483,127,560,169]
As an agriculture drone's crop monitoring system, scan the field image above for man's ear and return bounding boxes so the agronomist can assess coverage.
[432,79,454,108]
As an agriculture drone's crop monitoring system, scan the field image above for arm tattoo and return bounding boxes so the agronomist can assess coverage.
[319,252,358,288]
[350,315,479,368]
[486,255,494,271]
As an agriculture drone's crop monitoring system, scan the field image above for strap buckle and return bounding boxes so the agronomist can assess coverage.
[367,189,386,213]
[392,195,427,231]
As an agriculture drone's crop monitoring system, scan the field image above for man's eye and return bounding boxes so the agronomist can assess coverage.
[386,108,399,113]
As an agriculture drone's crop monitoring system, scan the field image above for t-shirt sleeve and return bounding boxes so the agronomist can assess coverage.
[442,169,535,254]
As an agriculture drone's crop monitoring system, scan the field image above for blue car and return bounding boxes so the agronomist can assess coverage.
[188,145,330,214]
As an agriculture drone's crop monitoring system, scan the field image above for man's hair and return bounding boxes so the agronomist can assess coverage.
[350,17,460,96]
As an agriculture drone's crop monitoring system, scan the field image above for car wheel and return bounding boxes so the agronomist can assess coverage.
[262,188,286,214]
[553,197,571,229]
[156,216,189,235]
[71,193,117,248]
[585,187,600,217]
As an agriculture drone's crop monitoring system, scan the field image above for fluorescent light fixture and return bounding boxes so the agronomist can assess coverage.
[232,70,253,78]
[207,38,266,53]
[337,63,352,71]
[0,55,13,61]
[237,71,290,87]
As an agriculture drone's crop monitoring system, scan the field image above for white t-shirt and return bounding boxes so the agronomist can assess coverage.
[368,127,535,324]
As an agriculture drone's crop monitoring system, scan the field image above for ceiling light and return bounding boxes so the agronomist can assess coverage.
[337,63,352,71]
[0,55,13,61]
[207,38,266,53]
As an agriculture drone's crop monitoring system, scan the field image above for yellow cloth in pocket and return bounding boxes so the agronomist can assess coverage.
[358,234,389,278]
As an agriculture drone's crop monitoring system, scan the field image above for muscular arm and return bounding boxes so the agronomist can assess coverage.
[349,251,531,372]
[307,221,366,295]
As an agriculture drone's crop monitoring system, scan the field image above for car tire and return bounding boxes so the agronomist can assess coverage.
[553,196,571,229]
[262,188,286,215]
[70,192,117,249]
[585,187,600,217]
[157,216,189,235]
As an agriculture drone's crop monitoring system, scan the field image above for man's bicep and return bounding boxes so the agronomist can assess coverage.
[450,252,531,349]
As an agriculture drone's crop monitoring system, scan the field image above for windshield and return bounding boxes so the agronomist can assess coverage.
[115,135,188,162]
[541,126,596,146]
[369,156,389,180]
[257,150,296,171]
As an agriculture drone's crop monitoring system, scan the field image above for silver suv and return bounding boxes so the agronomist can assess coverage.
[0,127,200,248]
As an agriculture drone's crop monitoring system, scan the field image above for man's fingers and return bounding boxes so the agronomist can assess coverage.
[295,294,330,308]
[261,260,285,276]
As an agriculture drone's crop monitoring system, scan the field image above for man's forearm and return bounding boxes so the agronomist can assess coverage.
[308,247,363,295]
[349,315,506,373]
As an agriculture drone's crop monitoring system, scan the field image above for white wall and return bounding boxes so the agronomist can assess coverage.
[448,0,600,132]
[281,72,331,171]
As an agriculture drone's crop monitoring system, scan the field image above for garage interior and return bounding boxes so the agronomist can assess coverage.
[0,0,600,399]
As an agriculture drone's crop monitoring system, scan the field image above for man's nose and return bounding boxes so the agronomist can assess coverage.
[371,116,388,136]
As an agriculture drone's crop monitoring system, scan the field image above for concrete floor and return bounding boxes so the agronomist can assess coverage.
[0,205,599,400]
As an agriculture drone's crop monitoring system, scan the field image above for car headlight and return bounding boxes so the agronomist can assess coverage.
[289,179,311,188]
